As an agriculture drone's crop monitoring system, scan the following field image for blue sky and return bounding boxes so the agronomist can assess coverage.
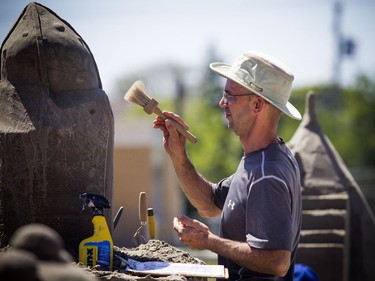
[1,0,374,99]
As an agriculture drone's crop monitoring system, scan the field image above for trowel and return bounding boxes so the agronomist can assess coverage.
[132,192,148,247]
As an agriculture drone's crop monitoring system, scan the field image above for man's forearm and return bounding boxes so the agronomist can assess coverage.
[207,233,291,277]
[172,154,220,217]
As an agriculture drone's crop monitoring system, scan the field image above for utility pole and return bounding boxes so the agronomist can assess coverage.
[333,1,343,86]
[333,1,356,87]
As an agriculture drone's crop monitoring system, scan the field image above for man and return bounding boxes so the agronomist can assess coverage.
[153,51,302,281]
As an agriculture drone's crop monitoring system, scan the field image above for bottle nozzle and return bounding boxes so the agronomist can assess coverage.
[80,193,111,215]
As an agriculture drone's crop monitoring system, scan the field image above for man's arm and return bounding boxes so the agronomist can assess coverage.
[173,154,221,217]
[208,233,291,277]
[174,216,291,277]
[153,112,221,217]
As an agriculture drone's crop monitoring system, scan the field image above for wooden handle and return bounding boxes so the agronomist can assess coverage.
[139,192,147,225]
[153,107,197,143]
[147,208,156,239]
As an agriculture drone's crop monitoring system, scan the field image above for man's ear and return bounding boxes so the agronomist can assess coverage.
[254,97,263,112]
[255,101,261,109]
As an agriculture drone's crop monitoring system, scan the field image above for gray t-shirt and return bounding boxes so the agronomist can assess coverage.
[213,141,302,281]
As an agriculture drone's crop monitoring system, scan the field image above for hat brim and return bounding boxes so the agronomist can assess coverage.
[210,62,302,120]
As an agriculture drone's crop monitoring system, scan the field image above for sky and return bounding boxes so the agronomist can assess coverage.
[1,0,374,100]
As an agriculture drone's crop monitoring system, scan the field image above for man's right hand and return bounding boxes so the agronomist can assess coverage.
[153,111,189,161]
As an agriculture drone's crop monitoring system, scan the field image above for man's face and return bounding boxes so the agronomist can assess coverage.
[219,80,256,136]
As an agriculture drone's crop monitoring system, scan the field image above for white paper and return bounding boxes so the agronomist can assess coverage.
[126,259,227,278]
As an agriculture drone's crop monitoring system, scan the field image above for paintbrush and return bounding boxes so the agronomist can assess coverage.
[124,80,197,143]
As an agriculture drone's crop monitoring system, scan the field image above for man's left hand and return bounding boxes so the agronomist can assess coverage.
[173,215,211,250]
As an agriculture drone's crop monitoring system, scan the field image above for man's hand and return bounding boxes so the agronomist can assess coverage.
[153,111,188,161]
[173,215,211,250]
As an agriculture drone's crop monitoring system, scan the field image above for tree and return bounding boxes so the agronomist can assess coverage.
[279,75,375,168]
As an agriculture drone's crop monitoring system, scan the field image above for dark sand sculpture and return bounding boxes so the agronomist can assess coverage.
[0,3,205,281]
[0,2,114,254]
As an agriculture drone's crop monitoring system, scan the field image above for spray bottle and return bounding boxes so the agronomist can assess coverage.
[79,193,113,271]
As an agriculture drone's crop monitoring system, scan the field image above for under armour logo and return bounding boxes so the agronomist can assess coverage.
[228,200,235,210]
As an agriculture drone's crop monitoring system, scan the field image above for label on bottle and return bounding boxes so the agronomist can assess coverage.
[81,240,111,271]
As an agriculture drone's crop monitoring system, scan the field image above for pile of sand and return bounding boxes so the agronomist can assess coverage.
[80,240,206,281]
[0,224,206,281]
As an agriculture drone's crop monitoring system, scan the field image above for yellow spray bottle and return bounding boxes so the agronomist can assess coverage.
[79,193,113,271]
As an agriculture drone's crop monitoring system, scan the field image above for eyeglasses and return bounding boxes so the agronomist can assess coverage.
[222,91,256,104]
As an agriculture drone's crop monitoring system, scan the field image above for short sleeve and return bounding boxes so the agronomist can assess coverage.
[213,175,233,210]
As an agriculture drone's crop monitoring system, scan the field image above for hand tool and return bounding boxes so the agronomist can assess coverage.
[147,208,156,240]
[124,80,197,143]
[132,192,147,247]
[113,206,124,230]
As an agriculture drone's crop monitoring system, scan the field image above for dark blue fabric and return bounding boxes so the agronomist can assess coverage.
[213,142,302,281]
[293,264,319,281]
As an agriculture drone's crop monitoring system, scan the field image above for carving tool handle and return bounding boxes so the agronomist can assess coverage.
[147,208,156,239]
[153,107,197,143]
[113,206,124,229]
[139,192,147,225]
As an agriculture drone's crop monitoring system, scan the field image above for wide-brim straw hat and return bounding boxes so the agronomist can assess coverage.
[210,51,302,120]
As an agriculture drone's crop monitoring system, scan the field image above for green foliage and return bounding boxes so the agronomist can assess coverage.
[114,47,375,183]
[186,73,375,184]
[185,98,242,182]
[279,76,375,168]
[277,88,307,141]
[337,75,375,167]
[183,48,243,183]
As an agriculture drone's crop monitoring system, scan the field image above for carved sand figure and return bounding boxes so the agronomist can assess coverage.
[0,2,114,254]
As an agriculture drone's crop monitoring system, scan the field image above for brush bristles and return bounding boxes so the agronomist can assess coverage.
[124,80,152,108]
